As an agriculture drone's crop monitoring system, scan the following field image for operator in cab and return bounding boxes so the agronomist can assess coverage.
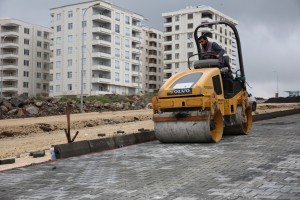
[198,35,225,64]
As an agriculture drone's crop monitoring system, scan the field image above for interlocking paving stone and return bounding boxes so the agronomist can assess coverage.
[0,114,299,199]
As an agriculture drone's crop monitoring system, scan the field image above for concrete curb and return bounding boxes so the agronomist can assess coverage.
[253,108,300,122]
[52,109,300,159]
[54,131,156,159]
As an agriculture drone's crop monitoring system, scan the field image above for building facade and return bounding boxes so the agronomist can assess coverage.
[162,6,238,82]
[0,18,51,98]
[49,0,144,97]
[141,26,164,93]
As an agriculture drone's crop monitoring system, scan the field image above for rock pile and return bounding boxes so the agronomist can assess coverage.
[0,94,151,120]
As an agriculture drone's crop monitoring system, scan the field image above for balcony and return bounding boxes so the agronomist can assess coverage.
[92,52,111,59]
[92,64,111,72]
[92,39,111,47]
[91,90,111,95]
[92,14,111,22]
[92,77,111,84]
[3,63,18,70]
[2,75,18,81]
[2,86,18,92]
[1,52,18,58]
[92,27,111,34]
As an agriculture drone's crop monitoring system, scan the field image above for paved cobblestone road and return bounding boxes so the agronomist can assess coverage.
[0,114,299,200]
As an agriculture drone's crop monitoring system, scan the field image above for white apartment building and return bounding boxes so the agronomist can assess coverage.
[0,18,51,98]
[49,0,144,97]
[141,26,164,93]
[162,6,238,81]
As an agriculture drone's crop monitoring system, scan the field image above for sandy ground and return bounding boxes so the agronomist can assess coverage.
[1,103,300,171]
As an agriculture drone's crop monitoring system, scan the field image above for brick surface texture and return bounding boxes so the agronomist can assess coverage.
[0,114,299,199]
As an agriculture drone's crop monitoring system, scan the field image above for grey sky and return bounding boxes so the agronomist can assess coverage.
[1,0,300,98]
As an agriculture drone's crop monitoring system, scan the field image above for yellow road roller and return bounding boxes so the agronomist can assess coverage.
[152,21,252,143]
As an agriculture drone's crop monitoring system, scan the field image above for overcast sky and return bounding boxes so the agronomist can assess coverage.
[1,0,300,98]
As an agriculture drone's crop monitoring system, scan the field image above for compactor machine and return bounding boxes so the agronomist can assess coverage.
[152,21,252,143]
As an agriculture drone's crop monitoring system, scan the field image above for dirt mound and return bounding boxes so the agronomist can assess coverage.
[265,96,300,103]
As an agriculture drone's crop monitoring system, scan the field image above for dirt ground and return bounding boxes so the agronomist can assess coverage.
[1,103,300,171]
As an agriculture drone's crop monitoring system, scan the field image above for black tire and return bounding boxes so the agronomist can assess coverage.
[252,102,257,111]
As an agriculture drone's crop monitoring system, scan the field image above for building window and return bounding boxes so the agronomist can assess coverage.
[24,39,29,45]
[56,13,61,20]
[175,53,179,59]
[37,62,42,68]
[24,49,30,55]
[125,27,130,36]
[115,72,119,81]
[68,47,72,54]
[56,37,62,44]
[56,49,61,56]
[175,15,179,21]
[23,82,29,88]
[125,39,130,47]
[23,71,29,77]
[187,32,193,39]
[187,52,193,57]
[175,63,179,68]
[175,44,179,49]
[125,16,130,24]
[55,85,61,92]
[68,35,73,43]
[115,48,120,57]
[37,31,42,37]
[115,36,120,45]
[187,23,193,29]
[37,72,41,78]
[115,24,120,33]
[175,34,179,40]
[67,72,72,78]
[68,23,73,30]
[187,42,193,48]
[115,60,120,69]
[56,61,61,68]
[37,52,42,57]
[125,62,130,71]
[68,11,73,18]
[115,12,120,21]
[175,25,179,31]
[56,73,61,80]
[67,84,72,91]
[24,60,29,66]
[125,51,130,59]
[24,28,30,34]
[125,74,129,83]
[188,13,193,19]
[68,59,72,67]
[57,25,61,32]
[37,41,42,47]
[82,21,87,28]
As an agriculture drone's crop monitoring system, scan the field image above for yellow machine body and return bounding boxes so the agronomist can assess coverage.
[152,68,252,143]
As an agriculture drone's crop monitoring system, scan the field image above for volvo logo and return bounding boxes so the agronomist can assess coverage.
[168,88,192,95]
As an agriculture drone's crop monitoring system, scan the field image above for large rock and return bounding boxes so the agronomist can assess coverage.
[7,109,18,115]
[0,105,8,113]
[35,101,43,107]
[24,105,39,115]
[3,102,12,110]
[17,108,24,116]
[10,94,27,107]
